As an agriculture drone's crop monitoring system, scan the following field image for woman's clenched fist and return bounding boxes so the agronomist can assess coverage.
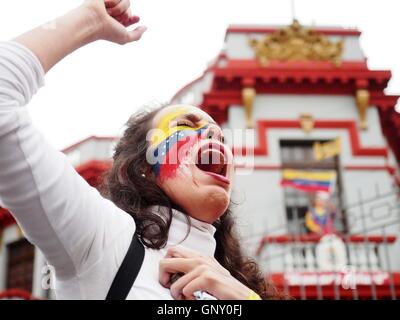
[83,0,146,45]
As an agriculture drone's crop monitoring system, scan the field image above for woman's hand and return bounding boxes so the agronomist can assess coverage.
[14,0,147,72]
[159,246,259,300]
[84,0,147,45]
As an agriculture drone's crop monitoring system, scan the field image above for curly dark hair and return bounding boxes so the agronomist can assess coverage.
[100,106,284,299]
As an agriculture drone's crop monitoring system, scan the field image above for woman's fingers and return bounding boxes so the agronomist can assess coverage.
[105,0,122,9]
[126,26,147,43]
[166,246,231,276]
[105,15,145,45]
[170,266,209,299]
[123,15,140,27]
[159,252,253,300]
[159,258,202,287]
[114,11,129,25]
[107,0,130,17]
[83,0,145,45]
[182,275,215,300]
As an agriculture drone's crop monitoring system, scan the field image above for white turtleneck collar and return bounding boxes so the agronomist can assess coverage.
[151,206,217,257]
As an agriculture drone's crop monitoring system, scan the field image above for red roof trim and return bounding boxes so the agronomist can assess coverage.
[370,93,400,110]
[212,65,391,87]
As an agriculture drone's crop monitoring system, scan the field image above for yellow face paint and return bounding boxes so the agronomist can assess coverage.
[150,105,208,147]
[149,105,210,180]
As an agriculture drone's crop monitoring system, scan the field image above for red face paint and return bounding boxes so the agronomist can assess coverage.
[152,126,208,182]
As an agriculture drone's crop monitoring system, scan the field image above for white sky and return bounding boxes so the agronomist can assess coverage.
[1,0,399,150]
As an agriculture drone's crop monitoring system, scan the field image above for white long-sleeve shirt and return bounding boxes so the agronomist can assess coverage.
[0,41,217,300]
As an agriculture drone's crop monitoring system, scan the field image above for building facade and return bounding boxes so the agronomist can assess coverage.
[1,21,399,300]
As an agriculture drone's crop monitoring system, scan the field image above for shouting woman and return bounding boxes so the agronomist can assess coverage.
[0,0,280,300]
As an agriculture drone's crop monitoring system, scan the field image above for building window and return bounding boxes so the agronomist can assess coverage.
[6,239,35,292]
[280,140,346,234]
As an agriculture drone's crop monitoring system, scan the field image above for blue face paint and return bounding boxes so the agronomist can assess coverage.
[151,125,209,179]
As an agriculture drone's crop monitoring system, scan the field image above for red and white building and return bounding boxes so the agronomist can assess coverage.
[1,21,399,299]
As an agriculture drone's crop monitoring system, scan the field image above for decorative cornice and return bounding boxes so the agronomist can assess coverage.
[211,62,391,92]
[249,20,344,66]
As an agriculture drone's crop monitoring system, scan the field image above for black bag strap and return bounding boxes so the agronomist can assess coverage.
[106,234,145,300]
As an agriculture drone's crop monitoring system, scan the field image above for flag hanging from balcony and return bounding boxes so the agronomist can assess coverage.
[281,169,337,193]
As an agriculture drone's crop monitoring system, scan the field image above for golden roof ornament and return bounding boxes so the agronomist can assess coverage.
[250,20,344,67]
[300,113,315,133]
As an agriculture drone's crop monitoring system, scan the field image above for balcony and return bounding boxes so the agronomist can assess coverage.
[257,234,400,299]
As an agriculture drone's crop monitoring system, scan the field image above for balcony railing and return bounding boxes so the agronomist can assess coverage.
[256,234,400,299]
[252,187,400,299]
[257,234,397,272]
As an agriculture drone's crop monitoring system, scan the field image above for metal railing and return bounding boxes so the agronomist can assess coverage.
[250,185,400,300]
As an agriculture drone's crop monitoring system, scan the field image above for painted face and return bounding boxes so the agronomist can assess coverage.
[149,106,209,181]
[147,105,234,223]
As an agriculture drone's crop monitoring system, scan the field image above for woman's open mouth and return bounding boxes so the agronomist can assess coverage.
[195,142,230,185]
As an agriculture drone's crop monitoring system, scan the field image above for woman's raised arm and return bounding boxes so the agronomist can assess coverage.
[0,1,145,293]
[15,0,146,73]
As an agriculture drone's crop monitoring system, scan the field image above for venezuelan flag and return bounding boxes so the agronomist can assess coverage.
[281,169,336,193]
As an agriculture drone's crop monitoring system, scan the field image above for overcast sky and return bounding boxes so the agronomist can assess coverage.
[1,0,399,150]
